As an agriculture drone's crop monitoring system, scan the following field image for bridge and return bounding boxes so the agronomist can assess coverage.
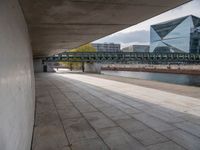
[46,52,200,64]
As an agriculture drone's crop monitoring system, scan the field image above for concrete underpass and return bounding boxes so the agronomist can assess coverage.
[1,0,200,150]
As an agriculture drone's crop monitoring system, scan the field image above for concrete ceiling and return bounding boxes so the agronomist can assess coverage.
[19,0,190,57]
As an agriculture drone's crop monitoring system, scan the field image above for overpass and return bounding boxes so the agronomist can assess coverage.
[0,1,193,150]
[47,52,200,64]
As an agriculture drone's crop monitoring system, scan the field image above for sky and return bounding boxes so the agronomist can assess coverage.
[93,0,200,48]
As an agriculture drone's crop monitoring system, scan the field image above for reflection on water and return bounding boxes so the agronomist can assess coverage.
[102,71,200,87]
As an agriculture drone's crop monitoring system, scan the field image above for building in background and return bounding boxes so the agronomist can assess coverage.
[122,45,149,52]
[150,15,200,53]
[92,43,121,52]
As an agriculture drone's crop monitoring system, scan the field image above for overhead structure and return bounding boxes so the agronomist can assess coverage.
[47,52,200,64]
[19,0,190,57]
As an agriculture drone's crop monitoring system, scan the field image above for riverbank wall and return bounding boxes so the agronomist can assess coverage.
[102,64,200,75]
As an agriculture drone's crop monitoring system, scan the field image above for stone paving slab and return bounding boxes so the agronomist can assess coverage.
[32,73,200,150]
[83,111,117,130]
[131,128,169,146]
[142,108,184,123]
[100,106,131,121]
[62,117,98,143]
[57,107,82,120]
[73,101,98,113]
[180,114,200,125]
[162,129,200,150]
[71,138,109,150]
[98,127,145,150]
[147,141,185,150]
[133,113,177,132]
[32,123,70,150]
[116,118,149,133]
[174,121,200,138]
[116,118,169,146]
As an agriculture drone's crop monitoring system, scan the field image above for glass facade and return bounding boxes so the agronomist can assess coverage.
[150,15,200,53]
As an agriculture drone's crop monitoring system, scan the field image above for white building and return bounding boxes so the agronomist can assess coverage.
[92,43,121,52]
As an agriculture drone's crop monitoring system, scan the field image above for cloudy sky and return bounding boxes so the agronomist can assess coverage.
[93,0,200,48]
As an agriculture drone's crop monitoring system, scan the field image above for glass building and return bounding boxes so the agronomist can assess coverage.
[150,15,200,53]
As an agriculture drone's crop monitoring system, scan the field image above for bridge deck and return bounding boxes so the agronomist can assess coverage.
[32,72,200,150]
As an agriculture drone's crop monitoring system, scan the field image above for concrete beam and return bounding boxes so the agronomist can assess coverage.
[19,0,190,57]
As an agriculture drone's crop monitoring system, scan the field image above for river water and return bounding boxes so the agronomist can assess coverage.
[102,71,200,87]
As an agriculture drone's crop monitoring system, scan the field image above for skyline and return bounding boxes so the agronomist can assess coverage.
[93,0,200,48]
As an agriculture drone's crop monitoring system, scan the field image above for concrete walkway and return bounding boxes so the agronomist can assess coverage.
[32,73,200,150]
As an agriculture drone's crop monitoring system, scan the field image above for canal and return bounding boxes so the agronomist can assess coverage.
[102,70,200,87]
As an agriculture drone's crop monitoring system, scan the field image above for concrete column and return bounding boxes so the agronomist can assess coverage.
[33,59,44,72]
[47,62,56,72]
[33,59,56,72]
[84,63,101,74]
[0,1,35,150]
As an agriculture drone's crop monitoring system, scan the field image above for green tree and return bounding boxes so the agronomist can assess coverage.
[60,43,96,69]
[70,43,96,52]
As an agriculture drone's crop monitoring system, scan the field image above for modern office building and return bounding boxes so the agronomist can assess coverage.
[92,43,121,52]
[150,15,200,53]
[122,45,149,52]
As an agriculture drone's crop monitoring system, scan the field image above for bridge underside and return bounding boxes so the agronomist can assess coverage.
[19,0,190,57]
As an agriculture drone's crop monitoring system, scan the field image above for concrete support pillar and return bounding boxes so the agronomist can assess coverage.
[47,62,56,72]
[84,63,101,74]
[33,59,44,72]
[33,59,55,72]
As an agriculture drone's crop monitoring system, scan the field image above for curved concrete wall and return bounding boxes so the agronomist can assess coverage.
[0,0,35,150]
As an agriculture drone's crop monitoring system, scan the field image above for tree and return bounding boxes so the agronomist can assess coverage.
[60,43,96,70]
[69,43,96,52]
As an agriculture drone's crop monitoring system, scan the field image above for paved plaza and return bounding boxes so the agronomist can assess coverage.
[32,72,200,150]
